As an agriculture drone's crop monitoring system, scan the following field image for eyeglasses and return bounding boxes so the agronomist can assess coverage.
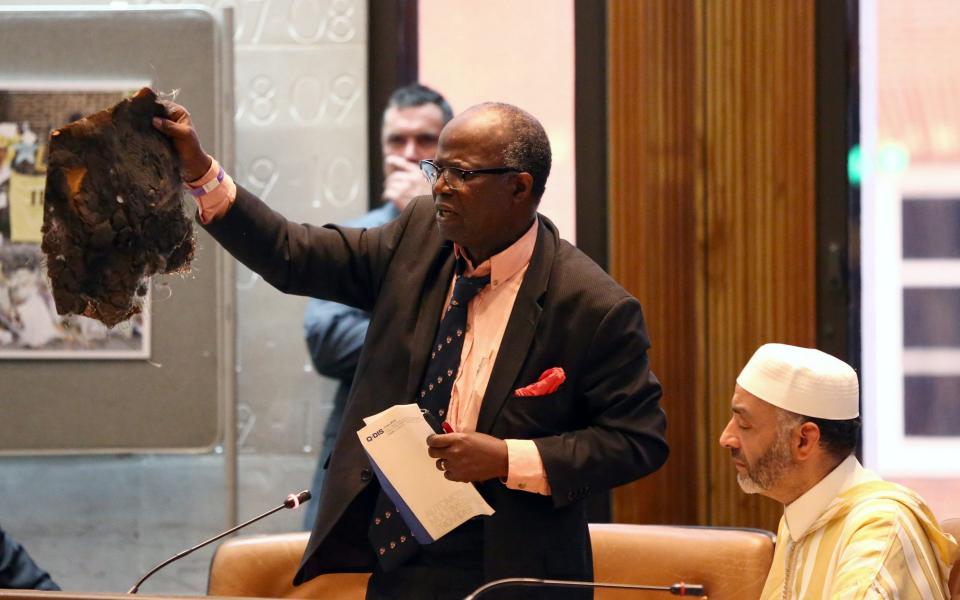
[420,159,520,190]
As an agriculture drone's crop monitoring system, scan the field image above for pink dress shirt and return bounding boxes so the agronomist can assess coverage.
[189,163,550,495]
[446,219,550,495]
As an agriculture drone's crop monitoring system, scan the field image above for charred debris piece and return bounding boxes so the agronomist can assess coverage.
[41,88,194,327]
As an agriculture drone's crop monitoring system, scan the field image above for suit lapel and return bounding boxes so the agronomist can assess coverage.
[475,217,556,434]
[404,244,456,404]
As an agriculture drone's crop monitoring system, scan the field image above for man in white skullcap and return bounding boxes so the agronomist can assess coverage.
[720,343,957,599]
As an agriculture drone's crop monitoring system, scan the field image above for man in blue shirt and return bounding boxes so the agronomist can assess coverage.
[302,84,453,528]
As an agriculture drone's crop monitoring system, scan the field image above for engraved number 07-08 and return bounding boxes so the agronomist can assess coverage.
[234,0,356,45]
[287,0,356,44]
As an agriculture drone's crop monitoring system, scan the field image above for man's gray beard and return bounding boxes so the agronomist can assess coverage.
[737,430,795,494]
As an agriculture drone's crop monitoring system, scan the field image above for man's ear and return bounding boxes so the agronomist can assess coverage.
[511,172,534,202]
[794,421,822,461]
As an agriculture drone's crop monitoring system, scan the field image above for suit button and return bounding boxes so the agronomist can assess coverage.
[360,468,372,482]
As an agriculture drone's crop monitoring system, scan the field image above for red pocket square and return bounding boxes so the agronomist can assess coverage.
[514,367,566,397]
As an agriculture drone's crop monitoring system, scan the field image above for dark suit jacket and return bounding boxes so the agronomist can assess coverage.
[205,186,669,593]
[0,526,59,590]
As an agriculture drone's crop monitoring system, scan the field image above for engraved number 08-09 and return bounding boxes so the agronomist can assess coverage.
[290,74,360,126]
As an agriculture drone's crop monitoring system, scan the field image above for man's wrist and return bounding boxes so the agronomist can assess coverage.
[184,157,237,224]
[189,166,225,197]
[182,154,213,183]
[502,439,551,495]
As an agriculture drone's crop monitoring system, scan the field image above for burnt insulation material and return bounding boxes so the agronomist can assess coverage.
[41,89,194,327]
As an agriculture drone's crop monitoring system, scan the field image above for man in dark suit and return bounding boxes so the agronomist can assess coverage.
[301,83,453,530]
[155,99,668,600]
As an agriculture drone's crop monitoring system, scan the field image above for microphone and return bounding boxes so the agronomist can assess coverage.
[463,577,706,599]
[127,490,311,594]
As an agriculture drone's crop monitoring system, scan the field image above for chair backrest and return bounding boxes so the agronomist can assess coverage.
[206,532,367,599]
[588,524,774,600]
[208,525,776,599]
[942,519,960,600]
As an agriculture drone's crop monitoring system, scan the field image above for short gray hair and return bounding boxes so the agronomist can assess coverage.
[478,102,552,200]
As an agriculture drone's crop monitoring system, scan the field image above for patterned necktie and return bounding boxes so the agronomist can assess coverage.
[368,260,491,571]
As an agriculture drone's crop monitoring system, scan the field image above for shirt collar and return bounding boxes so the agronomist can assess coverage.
[454,217,539,289]
[783,454,878,541]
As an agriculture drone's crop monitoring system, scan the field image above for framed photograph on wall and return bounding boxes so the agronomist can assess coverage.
[0,83,151,359]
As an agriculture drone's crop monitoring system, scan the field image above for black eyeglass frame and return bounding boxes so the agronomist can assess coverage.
[419,159,521,189]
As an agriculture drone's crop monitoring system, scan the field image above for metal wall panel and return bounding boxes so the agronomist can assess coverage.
[0,6,231,452]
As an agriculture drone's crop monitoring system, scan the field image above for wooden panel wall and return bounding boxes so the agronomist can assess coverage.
[608,0,817,531]
[608,0,701,526]
[702,0,817,528]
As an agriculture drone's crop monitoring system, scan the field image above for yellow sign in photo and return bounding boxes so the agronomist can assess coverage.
[9,171,45,243]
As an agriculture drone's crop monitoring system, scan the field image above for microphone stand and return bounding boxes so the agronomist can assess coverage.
[463,577,706,599]
[127,490,311,594]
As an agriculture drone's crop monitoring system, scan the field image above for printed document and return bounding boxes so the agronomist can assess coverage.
[358,403,494,543]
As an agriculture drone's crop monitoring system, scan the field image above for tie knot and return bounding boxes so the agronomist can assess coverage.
[451,272,490,306]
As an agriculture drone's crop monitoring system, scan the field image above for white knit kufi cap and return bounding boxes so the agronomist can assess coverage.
[736,343,859,420]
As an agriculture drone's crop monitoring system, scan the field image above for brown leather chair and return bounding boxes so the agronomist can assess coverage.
[942,519,960,600]
[207,532,368,599]
[588,524,773,599]
[208,525,775,599]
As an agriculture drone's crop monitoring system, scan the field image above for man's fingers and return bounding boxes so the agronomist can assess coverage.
[152,117,192,140]
[385,155,418,169]
[156,97,188,118]
[152,116,173,134]
[384,155,420,176]
[381,172,403,188]
[426,433,455,448]
[152,105,188,127]
[382,155,404,176]
[382,171,418,189]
